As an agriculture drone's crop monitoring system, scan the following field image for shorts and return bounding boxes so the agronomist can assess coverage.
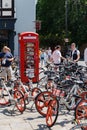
[0,66,12,81]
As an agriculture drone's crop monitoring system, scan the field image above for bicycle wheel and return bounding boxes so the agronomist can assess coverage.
[75,99,87,130]
[35,91,53,116]
[0,88,10,105]
[32,87,41,97]
[46,98,59,127]
[14,90,26,113]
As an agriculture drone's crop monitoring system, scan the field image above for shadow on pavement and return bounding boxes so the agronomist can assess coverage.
[34,124,51,130]
[54,118,74,129]
[2,108,23,116]
[25,115,44,121]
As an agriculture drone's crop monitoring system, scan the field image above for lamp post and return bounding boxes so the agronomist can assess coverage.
[65,0,68,38]
[64,0,69,57]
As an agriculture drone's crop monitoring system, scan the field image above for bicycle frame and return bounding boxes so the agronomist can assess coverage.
[57,83,82,110]
[59,96,82,110]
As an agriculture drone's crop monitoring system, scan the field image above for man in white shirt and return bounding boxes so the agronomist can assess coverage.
[84,48,87,65]
[51,45,66,65]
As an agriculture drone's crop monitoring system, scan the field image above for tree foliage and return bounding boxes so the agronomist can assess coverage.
[36,0,87,47]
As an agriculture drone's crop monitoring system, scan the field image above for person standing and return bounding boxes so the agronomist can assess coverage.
[0,46,14,81]
[70,43,80,62]
[44,50,48,66]
[40,49,45,67]
[47,47,52,60]
[51,45,66,65]
[84,47,87,65]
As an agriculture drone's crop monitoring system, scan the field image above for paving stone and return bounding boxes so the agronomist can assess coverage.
[0,125,11,130]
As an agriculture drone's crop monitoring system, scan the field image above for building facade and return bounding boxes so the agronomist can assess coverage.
[0,0,36,55]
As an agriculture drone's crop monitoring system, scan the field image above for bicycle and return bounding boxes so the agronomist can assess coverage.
[35,60,87,127]
[13,69,42,111]
[0,77,26,114]
[46,92,87,128]
[75,99,87,130]
[35,76,85,114]
[35,83,87,127]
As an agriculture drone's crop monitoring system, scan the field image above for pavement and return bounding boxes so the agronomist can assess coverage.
[0,61,86,130]
[0,103,75,130]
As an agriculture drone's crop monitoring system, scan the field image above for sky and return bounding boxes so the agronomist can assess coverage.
[35,0,37,4]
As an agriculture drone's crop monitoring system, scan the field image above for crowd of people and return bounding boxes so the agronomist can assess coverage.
[39,43,83,67]
[0,44,86,81]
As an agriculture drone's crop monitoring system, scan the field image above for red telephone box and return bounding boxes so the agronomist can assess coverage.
[19,32,39,83]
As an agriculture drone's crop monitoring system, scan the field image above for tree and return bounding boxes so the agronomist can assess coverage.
[36,0,87,47]
[68,0,87,44]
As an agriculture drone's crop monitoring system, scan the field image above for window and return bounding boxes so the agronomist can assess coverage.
[2,11,12,16]
[0,0,14,17]
[2,0,12,9]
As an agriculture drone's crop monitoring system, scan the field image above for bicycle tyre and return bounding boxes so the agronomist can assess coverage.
[46,97,59,127]
[75,99,87,130]
[14,90,26,113]
[35,91,53,116]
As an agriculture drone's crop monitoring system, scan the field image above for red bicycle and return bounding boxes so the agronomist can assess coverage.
[75,99,87,130]
[0,78,26,113]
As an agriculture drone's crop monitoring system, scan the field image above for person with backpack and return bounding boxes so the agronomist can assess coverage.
[70,43,80,62]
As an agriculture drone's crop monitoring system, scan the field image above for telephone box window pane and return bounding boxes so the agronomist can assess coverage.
[2,0,12,9]
[2,11,12,16]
